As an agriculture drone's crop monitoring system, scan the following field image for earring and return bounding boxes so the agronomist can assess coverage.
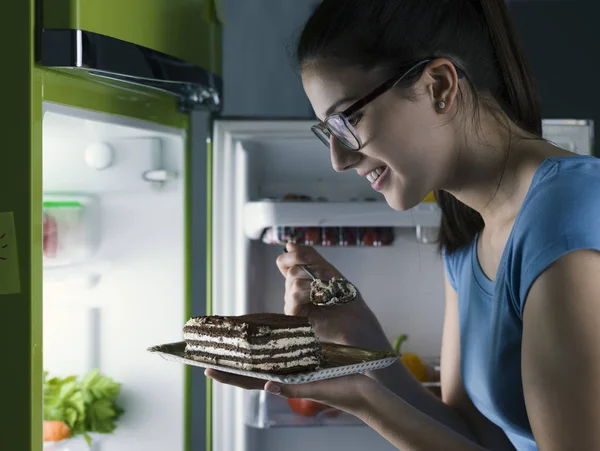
[438,101,446,109]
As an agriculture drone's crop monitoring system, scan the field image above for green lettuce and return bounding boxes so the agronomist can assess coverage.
[44,369,124,445]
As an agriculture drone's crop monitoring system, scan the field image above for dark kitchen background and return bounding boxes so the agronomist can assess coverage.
[219,0,598,155]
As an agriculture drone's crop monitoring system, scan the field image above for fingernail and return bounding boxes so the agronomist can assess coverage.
[265,383,281,395]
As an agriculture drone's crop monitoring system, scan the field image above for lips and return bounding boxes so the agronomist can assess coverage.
[370,166,389,192]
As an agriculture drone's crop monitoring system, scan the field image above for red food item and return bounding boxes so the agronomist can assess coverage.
[378,227,395,246]
[283,194,312,201]
[287,398,340,417]
[321,227,339,246]
[42,213,58,258]
[304,228,321,245]
[339,227,358,246]
[359,227,378,247]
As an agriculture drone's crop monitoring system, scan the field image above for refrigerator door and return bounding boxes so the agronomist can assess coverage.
[40,0,223,112]
[3,2,214,444]
[2,2,44,450]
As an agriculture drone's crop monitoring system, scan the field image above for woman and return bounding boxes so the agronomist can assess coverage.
[206,0,600,449]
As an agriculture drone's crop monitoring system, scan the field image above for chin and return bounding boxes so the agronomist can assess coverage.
[384,196,414,211]
[382,192,417,212]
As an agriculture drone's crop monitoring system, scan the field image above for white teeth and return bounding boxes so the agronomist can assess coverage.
[366,167,385,183]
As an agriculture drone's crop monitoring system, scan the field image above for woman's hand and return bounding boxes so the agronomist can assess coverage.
[206,368,487,450]
[276,242,391,350]
[205,368,377,417]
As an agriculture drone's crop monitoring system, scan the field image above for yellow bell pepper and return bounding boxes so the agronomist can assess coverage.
[393,334,430,382]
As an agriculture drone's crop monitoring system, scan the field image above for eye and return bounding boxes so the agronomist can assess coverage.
[347,113,362,127]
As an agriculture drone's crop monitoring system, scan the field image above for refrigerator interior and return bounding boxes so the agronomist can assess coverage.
[42,103,187,451]
[211,121,446,451]
[211,119,594,451]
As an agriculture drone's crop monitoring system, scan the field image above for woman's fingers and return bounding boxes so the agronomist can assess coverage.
[204,369,265,391]
[262,373,373,412]
[284,277,312,315]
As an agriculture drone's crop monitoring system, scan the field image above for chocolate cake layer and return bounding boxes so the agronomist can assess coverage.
[184,350,320,373]
[187,313,311,337]
[185,351,318,374]
[183,326,313,343]
[185,340,319,354]
[185,346,321,364]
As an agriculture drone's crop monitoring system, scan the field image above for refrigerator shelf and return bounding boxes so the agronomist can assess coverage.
[245,390,365,428]
[244,201,441,240]
[246,380,442,429]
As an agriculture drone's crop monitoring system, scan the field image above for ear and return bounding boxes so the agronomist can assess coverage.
[423,58,460,114]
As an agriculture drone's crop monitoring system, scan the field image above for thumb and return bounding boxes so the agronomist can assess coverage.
[286,241,299,252]
[263,379,332,401]
[263,380,308,399]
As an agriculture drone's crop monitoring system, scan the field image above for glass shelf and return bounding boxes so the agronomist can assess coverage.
[244,201,440,240]
[245,390,364,428]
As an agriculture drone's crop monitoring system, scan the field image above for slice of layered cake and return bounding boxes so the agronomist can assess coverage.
[183,313,322,374]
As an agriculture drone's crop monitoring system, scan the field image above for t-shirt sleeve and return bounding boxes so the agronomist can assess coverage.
[508,163,600,318]
[443,248,459,292]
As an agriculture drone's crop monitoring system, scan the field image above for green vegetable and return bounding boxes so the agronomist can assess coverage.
[43,369,124,445]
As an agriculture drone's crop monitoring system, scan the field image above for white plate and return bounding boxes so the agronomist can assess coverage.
[147,341,399,384]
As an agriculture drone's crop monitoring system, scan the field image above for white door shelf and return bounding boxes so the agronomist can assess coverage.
[243,201,441,240]
[245,390,364,428]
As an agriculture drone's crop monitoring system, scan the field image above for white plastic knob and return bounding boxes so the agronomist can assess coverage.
[84,142,114,170]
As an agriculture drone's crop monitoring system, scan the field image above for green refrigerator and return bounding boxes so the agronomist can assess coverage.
[1,1,222,450]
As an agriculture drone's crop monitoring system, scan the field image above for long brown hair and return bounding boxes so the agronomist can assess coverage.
[296,0,542,254]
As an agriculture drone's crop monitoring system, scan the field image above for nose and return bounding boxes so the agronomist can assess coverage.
[330,137,359,172]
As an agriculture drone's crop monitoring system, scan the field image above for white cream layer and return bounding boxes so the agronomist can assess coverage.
[183,332,315,350]
[187,354,319,371]
[185,344,317,359]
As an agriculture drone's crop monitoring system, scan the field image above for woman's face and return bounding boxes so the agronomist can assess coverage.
[302,62,458,211]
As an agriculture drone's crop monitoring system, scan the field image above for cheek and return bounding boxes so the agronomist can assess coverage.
[370,108,436,169]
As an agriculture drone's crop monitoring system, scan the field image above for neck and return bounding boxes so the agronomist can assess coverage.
[443,115,550,227]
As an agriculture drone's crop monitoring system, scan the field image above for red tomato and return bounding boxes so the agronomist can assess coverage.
[287,398,341,417]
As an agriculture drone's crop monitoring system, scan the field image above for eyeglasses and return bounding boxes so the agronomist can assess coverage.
[311,58,464,150]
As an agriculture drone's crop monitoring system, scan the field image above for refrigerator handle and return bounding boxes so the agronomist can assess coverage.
[142,138,179,189]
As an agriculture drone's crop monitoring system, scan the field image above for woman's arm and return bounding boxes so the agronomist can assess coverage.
[361,275,514,450]
[522,250,600,450]
[357,378,487,451]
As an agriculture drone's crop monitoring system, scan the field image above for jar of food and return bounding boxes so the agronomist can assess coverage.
[359,227,378,247]
[321,227,339,247]
[339,227,358,246]
[378,227,395,246]
[304,227,321,246]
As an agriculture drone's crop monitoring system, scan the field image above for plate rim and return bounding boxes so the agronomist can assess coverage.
[147,340,400,384]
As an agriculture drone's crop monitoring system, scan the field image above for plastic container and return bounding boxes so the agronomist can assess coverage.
[42,196,100,267]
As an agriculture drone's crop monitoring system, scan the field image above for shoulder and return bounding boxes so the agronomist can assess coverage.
[514,156,600,246]
[520,156,600,220]
[442,243,473,292]
[507,156,600,315]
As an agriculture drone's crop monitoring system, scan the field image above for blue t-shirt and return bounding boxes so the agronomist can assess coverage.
[443,155,600,450]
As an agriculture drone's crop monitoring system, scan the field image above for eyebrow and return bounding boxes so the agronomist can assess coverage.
[324,96,358,117]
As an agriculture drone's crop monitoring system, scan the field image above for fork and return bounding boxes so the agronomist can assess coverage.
[282,246,318,281]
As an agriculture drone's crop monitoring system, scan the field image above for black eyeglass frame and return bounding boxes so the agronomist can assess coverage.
[311,58,465,150]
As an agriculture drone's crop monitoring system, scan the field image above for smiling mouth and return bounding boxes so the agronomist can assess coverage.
[366,166,387,183]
